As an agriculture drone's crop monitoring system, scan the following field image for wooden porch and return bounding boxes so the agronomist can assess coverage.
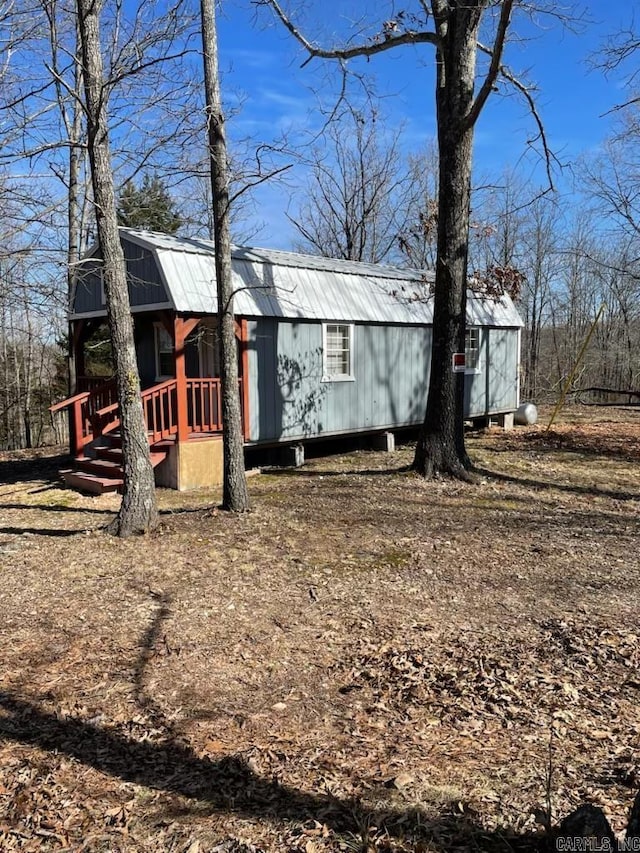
[50,375,248,493]
[51,314,250,493]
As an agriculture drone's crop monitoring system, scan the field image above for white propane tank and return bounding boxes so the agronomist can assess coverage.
[514,403,538,426]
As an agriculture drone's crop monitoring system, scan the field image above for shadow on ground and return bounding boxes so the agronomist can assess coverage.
[0,691,549,852]
[473,465,640,503]
[260,464,411,479]
[0,452,70,486]
[491,428,640,463]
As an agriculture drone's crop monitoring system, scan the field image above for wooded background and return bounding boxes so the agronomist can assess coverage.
[1,0,638,451]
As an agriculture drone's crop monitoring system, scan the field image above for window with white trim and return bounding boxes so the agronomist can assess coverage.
[154,324,174,379]
[323,323,354,381]
[465,327,480,372]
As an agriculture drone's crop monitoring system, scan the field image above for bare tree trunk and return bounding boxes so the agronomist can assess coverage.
[1,291,8,450]
[10,300,23,450]
[262,0,518,479]
[43,0,85,396]
[67,36,84,396]
[200,0,249,511]
[22,290,33,449]
[76,0,158,536]
[413,7,481,478]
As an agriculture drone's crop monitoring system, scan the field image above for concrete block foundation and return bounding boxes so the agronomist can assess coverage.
[371,431,395,452]
[498,412,515,431]
[155,436,224,491]
[281,443,305,468]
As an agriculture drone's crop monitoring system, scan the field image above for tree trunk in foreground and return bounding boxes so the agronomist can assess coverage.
[200,0,249,511]
[65,19,85,396]
[76,0,158,535]
[261,0,516,479]
[413,5,481,478]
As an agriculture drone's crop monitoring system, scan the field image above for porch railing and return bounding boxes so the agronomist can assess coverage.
[51,376,242,455]
[50,378,118,456]
[143,379,179,444]
[187,378,223,434]
[90,379,184,444]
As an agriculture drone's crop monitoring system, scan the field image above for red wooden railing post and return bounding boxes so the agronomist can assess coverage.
[72,399,84,457]
[174,316,200,444]
[174,317,188,443]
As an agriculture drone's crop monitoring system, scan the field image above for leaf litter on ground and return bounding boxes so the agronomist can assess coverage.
[0,405,639,850]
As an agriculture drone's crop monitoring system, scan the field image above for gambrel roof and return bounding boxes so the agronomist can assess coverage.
[72,228,524,328]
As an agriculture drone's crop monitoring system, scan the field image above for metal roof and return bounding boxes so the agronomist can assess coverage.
[119,228,524,328]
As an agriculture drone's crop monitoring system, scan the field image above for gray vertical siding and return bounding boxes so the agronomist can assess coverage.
[133,316,203,388]
[354,325,431,430]
[247,319,431,443]
[464,327,521,418]
[248,319,324,441]
[74,259,104,314]
[247,319,520,443]
[124,241,168,307]
[73,242,169,314]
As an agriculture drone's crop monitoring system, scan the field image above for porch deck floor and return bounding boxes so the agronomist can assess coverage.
[152,430,222,446]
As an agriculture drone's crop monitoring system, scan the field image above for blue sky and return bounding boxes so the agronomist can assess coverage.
[215,0,634,249]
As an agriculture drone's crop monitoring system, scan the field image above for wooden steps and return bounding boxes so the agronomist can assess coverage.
[60,468,124,495]
[61,436,169,495]
[94,446,168,467]
[77,457,124,477]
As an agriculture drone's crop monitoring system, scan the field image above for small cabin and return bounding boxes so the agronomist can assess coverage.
[54,229,523,492]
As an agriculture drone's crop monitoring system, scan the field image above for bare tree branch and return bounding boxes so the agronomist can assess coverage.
[263,0,439,66]
[466,0,514,128]
[229,162,293,205]
[477,41,557,190]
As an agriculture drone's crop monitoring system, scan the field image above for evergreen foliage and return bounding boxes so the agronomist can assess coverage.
[117,174,182,234]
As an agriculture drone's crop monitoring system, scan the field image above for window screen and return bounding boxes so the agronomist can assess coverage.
[324,324,352,378]
[465,327,480,371]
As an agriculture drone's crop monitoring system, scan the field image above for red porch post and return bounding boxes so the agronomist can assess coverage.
[71,320,86,394]
[174,316,200,443]
[68,320,85,451]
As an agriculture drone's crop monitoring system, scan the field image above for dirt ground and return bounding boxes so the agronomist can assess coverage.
[1,406,639,852]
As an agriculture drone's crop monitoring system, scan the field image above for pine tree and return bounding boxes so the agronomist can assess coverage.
[117,174,182,234]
